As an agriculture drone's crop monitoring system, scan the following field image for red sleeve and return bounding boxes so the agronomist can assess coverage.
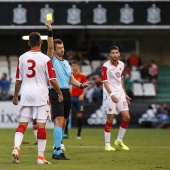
[102,66,107,81]
[47,60,56,79]
[16,60,20,79]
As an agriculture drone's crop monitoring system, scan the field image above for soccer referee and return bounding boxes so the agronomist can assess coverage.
[46,20,89,160]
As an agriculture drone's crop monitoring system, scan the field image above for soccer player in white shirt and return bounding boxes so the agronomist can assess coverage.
[11,32,63,164]
[102,46,131,151]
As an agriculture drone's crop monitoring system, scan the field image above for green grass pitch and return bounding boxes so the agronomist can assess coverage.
[0,128,169,170]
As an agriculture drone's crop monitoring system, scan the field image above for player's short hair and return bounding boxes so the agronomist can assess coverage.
[71,60,80,66]
[110,45,119,52]
[29,32,41,47]
[54,39,63,50]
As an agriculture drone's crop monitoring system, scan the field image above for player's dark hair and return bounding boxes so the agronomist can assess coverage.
[71,60,80,66]
[54,39,63,51]
[110,45,119,52]
[28,32,41,47]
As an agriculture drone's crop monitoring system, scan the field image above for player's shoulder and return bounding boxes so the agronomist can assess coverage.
[103,60,110,67]
[41,53,51,61]
[63,59,69,64]
[63,59,71,66]
[19,51,29,58]
[118,60,124,66]
[79,72,86,77]
[19,51,31,62]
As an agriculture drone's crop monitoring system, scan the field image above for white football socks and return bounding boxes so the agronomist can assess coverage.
[38,139,46,157]
[14,132,24,149]
[116,126,126,142]
[104,131,111,147]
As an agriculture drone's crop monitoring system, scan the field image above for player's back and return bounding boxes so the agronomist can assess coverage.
[17,51,50,106]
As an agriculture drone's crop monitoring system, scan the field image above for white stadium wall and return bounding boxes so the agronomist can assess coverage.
[0,101,54,128]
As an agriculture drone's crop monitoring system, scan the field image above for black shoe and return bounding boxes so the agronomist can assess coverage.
[52,147,60,159]
[53,153,70,160]
[52,153,56,159]
[34,141,38,145]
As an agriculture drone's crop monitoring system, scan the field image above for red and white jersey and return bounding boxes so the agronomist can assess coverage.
[16,50,56,106]
[102,60,125,98]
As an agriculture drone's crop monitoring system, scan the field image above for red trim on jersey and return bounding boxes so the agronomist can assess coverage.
[110,60,119,66]
[16,60,20,79]
[16,124,26,134]
[102,66,107,81]
[71,72,86,97]
[47,60,56,79]
[120,120,129,129]
[37,128,46,140]
[104,122,112,132]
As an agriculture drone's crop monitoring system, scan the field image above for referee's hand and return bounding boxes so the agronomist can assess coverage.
[58,93,63,102]
[80,81,91,89]
[45,20,52,30]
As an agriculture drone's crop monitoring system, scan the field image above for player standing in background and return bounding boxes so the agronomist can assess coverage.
[46,21,89,160]
[12,32,63,164]
[102,46,131,151]
[64,60,87,139]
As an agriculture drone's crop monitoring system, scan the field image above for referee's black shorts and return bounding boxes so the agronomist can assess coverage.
[49,88,71,120]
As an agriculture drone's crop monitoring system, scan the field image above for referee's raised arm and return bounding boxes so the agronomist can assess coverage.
[46,20,53,59]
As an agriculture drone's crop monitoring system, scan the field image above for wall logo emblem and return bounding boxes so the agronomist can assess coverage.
[147,4,161,24]
[13,4,27,24]
[93,4,107,24]
[67,5,81,25]
[120,4,134,24]
[40,4,54,24]
[87,106,117,125]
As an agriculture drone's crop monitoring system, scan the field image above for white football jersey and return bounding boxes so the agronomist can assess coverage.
[102,60,125,98]
[16,50,56,106]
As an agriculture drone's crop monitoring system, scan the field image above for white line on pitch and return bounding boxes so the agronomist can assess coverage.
[1,146,170,149]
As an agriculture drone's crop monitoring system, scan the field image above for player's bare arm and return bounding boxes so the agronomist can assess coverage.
[13,80,22,105]
[50,79,63,102]
[121,79,131,104]
[70,75,90,89]
[46,20,53,59]
[103,81,118,103]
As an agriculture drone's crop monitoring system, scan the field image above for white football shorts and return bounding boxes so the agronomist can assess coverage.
[18,104,51,123]
[102,93,129,115]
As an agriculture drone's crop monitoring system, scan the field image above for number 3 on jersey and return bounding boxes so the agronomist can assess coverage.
[26,59,36,78]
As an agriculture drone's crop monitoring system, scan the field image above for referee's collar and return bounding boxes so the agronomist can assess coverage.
[55,55,64,61]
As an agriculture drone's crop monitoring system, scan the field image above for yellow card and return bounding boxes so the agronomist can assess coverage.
[46,13,52,21]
